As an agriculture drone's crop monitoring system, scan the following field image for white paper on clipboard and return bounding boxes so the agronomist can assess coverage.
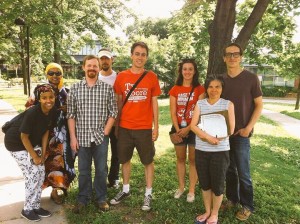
[198,113,228,138]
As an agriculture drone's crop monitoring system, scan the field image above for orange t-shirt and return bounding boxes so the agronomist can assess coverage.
[114,69,161,129]
[169,85,205,125]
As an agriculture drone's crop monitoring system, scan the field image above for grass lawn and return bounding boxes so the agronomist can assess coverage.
[64,102,300,224]
[0,86,28,112]
[1,88,299,223]
[264,102,300,120]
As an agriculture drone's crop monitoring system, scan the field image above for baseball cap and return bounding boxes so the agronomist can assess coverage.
[98,49,113,59]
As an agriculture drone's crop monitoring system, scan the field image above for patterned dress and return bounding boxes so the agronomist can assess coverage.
[41,87,76,191]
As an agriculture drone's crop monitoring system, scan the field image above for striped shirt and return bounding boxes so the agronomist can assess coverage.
[195,98,230,152]
[66,79,118,147]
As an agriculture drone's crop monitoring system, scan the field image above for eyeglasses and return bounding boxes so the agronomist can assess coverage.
[224,52,241,58]
[47,71,62,76]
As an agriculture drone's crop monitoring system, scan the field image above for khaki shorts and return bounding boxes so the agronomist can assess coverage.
[117,127,155,165]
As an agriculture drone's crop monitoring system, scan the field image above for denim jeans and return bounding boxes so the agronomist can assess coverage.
[226,135,254,212]
[77,136,108,204]
[107,126,120,184]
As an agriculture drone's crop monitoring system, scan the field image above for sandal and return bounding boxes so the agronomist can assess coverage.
[194,214,209,224]
[50,189,64,205]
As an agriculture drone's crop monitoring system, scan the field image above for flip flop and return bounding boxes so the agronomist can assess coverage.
[194,214,208,224]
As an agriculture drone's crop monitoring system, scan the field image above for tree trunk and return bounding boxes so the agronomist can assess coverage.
[295,75,300,110]
[235,0,271,50]
[207,0,271,77]
[207,0,237,76]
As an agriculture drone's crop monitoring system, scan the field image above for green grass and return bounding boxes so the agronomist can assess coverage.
[0,87,28,112]
[64,101,300,224]
[264,102,300,120]
[1,88,299,223]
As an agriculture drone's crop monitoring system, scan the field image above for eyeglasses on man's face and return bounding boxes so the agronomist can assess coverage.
[224,52,241,58]
[47,71,62,76]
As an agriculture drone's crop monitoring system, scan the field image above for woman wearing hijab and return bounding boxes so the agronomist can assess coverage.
[26,63,76,204]
[4,84,56,221]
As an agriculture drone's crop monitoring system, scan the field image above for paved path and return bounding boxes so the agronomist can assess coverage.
[0,98,299,223]
[0,100,67,224]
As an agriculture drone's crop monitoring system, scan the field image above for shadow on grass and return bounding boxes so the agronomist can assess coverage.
[65,115,300,223]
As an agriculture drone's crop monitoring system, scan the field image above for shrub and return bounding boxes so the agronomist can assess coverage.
[261,86,294,97]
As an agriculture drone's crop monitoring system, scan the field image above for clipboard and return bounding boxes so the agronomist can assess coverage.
[198,110,230,138]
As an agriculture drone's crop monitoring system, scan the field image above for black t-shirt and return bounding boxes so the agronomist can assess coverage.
[4,104,56,152]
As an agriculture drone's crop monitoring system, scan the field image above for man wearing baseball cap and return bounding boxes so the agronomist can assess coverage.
[98,48,120,189]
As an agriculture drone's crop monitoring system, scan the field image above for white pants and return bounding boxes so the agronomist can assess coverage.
[10,151,45,211]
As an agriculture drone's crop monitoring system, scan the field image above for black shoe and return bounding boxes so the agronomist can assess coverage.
[73,202,86,214]
[21,209,41,222]
[107,180,120,189]
[110,191,130,205]
[34,208,52,217]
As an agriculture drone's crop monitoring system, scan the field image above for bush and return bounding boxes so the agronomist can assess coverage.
[261,86,294,97]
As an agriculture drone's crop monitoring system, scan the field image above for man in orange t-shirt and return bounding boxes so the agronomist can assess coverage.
[111,41,161,211]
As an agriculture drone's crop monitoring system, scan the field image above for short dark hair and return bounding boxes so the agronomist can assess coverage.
[82,55,99,67]
[204,75,225,97]
[175,58,200,87]
[223,43,243,56]
[131,41,149,56]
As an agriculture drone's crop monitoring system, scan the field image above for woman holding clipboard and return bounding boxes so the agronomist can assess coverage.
[191,75,235,224]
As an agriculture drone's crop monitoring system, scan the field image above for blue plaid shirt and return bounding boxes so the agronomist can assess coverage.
[66,78,118,147]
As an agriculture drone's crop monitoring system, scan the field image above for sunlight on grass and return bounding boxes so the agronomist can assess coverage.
[264,102,300,120]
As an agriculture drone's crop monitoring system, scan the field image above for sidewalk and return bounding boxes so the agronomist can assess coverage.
[0,100,67,224]
[0,98,299,223]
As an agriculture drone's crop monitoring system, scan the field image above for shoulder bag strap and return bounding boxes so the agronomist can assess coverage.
[182,85,195,118]
[122,70,148,107]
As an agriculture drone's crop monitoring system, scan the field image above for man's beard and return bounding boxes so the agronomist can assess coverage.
[87,70,97,79]
[102,64,110,71]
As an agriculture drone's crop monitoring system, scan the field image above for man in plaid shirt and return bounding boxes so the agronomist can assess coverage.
[67,55,118,214]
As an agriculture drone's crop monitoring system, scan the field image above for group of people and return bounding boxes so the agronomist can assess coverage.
[170,43,262,223]
[3,41,262,223]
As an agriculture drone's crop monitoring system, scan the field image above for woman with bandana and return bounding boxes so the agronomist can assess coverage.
[26,63,76,204]
[4,84,57,221]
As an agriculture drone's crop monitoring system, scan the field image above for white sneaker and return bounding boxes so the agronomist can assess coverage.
[174,189,184,199]
[187,193,195,203]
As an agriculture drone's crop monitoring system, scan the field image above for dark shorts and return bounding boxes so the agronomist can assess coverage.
[170,125,195,146]
[175,131,195,146]
[117,127,155,165]
[195,150,229,196]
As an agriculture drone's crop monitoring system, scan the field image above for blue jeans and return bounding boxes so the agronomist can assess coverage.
[77,136,108,204]
[226,135,254,212]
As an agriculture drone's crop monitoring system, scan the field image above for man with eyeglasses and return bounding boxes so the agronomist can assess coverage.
[111,41,161,211]
[221,43,263,221]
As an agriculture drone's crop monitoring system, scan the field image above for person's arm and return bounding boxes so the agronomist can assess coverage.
[190,103,220,145]
[68,118,79,153]
[20,133,43,165]
[170,95,180,132]
[152,96,159,141]
[228,101,235,135]
[41,130,49,163]
[236,96,263,137]
[104,117,115,136]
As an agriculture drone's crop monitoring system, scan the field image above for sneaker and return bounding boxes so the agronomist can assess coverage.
[174,189,184,199]
[141,194,152,211]
[110,191,130,205]
[186,193,195,203]
[73,202,86,214]
[21,209,41,222]
[220,200,236,211]
[107,180,119,189]
[236,207,252,221]
[97,201,109,212]
[34,208,52,217]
